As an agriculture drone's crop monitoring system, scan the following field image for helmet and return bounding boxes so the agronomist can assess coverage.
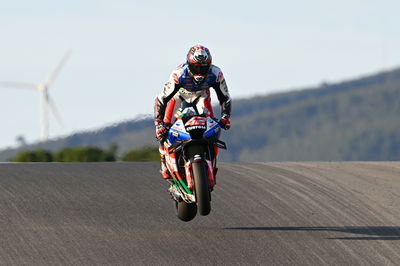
[187,45,212,84]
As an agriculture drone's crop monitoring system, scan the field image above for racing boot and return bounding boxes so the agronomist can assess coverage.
[160,160,171,179]
[159,147,171,179]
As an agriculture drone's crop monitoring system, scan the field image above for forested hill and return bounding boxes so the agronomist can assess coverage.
[225,67,400,161]
[1,67,399,161]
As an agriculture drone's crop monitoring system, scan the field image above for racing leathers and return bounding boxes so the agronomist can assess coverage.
[154,63,231,178]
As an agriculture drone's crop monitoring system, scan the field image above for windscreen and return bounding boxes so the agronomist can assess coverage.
[179,100,207,118]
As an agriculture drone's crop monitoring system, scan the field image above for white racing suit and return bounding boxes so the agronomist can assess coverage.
[154,63,231,124]
[154,63,231,178]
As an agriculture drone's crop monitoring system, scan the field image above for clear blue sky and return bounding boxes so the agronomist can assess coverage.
[1,0,399,149]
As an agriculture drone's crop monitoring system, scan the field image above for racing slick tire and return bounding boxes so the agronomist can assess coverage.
[192,161,211,216]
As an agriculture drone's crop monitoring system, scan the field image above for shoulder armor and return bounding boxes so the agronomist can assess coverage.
[210,65,224,83]
[170,64,187,84]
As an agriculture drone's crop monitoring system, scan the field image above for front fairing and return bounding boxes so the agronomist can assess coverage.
[166,119,190,148]
[204,117,221,141]
[166,116,221,149]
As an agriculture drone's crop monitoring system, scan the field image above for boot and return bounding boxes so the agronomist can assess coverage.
[159,147,171,179]
[160,160,171,179]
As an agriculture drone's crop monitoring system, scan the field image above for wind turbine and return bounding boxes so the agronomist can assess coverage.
[0,51,70,141]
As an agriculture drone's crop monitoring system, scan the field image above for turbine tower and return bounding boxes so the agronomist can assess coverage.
[0,51,70,141]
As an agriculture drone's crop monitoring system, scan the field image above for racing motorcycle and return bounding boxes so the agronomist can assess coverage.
[162,97,227,222]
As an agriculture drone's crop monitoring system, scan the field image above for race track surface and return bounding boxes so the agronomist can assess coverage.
[0,162,399,265]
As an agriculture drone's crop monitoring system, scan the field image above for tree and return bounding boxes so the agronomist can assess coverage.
[10,150,53,162]
[54,146,116,162]
[120,146,159,161]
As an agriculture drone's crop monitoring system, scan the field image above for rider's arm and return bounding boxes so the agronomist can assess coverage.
[212,69,232,118]
[154,72,182,122]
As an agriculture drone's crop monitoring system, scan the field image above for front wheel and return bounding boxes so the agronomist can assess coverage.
[192,161,211,216]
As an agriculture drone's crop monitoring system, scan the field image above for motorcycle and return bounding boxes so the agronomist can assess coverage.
[162,97,227,221]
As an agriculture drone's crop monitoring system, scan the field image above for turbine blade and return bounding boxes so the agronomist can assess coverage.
[48,96,64,128]
[45,50,71,88]
[0,81,39,89]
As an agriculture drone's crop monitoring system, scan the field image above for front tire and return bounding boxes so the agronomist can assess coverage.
[192,161,211,216]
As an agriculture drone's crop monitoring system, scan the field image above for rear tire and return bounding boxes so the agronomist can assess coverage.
[192,161,211,216]
[176,201,197,222]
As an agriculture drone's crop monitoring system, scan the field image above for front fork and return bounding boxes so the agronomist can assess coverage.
[184,158,215,190]
[165,143,218,192]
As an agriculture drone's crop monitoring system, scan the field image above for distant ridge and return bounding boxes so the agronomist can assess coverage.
[1,67,400,161]
[233,67,400,119]
[0,116,154,161]
[226,67,400,161]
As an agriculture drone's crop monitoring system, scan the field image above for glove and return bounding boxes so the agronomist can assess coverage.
[219,115,231,130]
[155,119,169,141]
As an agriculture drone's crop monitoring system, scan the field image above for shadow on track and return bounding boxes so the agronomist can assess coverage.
[224,226,400,240]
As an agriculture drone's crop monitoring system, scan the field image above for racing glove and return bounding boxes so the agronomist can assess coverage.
[219,115,231,130]
[155,119,169,141]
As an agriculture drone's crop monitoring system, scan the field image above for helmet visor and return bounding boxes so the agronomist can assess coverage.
[189,63,210,76]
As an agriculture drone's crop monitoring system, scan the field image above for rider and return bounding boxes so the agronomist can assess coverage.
[154,44,232,179]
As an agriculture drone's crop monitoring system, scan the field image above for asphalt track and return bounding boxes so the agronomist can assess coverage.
[0,162,399,265]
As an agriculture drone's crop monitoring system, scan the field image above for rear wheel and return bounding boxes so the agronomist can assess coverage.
[192,161,211,215]
[176,200,197,222]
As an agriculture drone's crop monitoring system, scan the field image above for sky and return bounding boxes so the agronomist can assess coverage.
[0,0,399,149]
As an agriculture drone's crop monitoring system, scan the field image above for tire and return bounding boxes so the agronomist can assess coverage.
[176,201,197,222]
[192,161,211,216]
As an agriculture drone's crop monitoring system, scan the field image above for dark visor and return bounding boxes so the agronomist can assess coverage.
[189,63,210,75]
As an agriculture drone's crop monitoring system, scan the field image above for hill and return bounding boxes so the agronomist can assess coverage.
[225,68,400,161]
[1,67,399,161]
[0,117,155,161]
